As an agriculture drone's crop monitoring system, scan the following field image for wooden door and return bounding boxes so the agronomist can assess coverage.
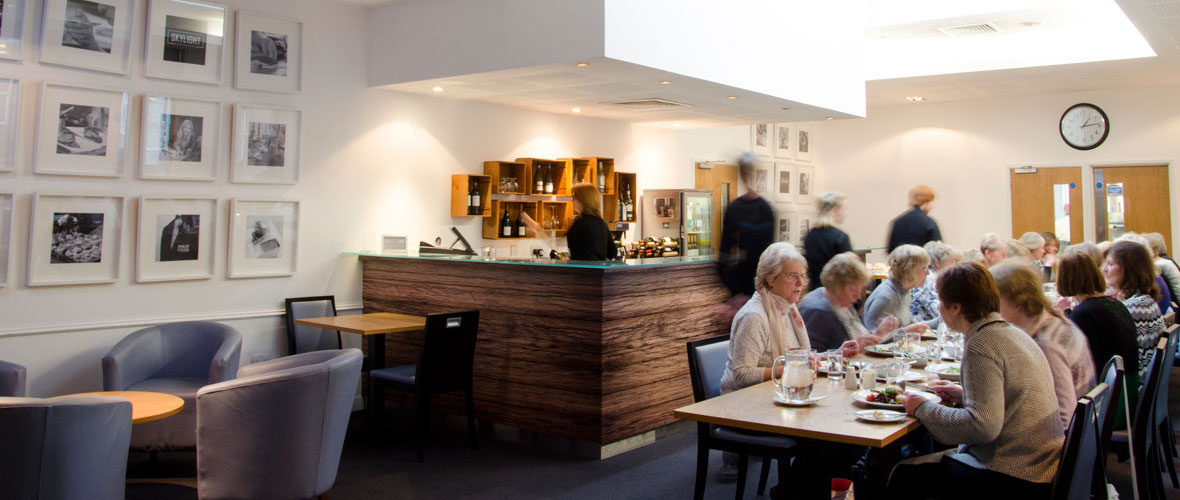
[1094,164,1172,254]
[1010,167,1084,245]
[695,162,738,254]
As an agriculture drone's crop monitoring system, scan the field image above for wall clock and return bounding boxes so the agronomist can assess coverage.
[1059,103,1109,151]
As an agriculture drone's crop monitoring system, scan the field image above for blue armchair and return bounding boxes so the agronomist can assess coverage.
[0,395,133,500]
[0,359,26,397]
[102,321,242,450]
[196,349,362,499]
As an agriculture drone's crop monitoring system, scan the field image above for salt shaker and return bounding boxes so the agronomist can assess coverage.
[844,366,859,390]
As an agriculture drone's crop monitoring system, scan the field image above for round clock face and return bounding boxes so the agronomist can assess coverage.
[1059,103,1109,150]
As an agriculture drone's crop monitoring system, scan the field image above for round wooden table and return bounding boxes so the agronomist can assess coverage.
[61,391,184,424]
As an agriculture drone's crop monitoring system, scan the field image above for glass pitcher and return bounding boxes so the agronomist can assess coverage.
[772,348,815,403]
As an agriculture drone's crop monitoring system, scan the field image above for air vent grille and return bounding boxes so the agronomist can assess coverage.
[601,98,692,111]
[937,22,1001,37]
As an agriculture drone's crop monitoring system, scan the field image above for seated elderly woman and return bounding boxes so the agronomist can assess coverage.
[1005,239,1031,262]
[911,241,961,323]
[888,262,1064,498]
[1117,233,1173,315]
[1040,231,1060,269]
[864,245,939,333]
[1019,231,1050,280]
[991,260,1095,427]
[980,234,1009,267]
[799,252,897,354]
[1102,240,1167,379]
[1145,232,1180,303]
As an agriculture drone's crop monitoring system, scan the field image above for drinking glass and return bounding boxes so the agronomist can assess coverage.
[824,350,845,384]
[901,331,921,354]
[882,360,905,387]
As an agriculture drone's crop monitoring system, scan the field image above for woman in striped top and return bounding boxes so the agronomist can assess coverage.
[1102,240,1166,379]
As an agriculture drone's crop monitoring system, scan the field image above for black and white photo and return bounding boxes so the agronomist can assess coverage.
[779,170,790,194]
[755,123,768,147]
[0,193,10,286]
[0,78,19,172]
[159,114,202,162]
[795,124,813,162]
[778,217,791,243]
[163,15,206,64]
[51,212,103,263]
[799,170,811,196]
[798,129,810,153]
[247,122,285,166]
[773,162,794,203]
[56,103,108,156]
[146,0,227,83]
[157,214,199,261]
[246,215,282,259]
[755,168,768,194]
[654,197,675,219]
[0,0,25,61]
[796,164,815,205]
[235,12,302,92]
[249,29,287,76]
[775,123,791,157]
[750,123,772,156]
[61,0,115,53]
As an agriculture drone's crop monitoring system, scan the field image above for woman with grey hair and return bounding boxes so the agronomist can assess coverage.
[1145,232,1180,302]
[864,244,939,332]
[1020,231,1050,280]
[910,241,961,323]
[800,252,898,354]
[980,233,1009,266]
[804,192,853,291]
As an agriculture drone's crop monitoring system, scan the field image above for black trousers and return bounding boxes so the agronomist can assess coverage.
[886,452,1052,500]
[789,441,865,499]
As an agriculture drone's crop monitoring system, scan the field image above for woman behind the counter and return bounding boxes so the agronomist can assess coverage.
[522,183,616,261]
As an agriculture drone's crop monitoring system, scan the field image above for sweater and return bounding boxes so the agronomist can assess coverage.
[1123,293,1165,379]
[799,287,868,352]
[1069,295,1141,417]
[1027,313,1096,428]
[803,226,852,291]
[566,214,615,261]
[913,313,1064,484]
[863,278,939,331]
[886,206,942,253]
[720,291,809,393]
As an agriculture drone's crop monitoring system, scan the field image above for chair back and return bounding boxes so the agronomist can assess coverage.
[1154,325,1179,424]
[1132,334,1169,498]
[0,359,26,397]
[1095,355,1124,452]
[103,321,242,389]
[284,296,341,355]
[197,349,363,499]
[1051,393,1105,500]
[415,310,480,395]
[687,335,731,402]
[0,396,132,500]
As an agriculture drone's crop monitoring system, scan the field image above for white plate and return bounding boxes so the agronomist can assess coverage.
[773,393,829,407]
[926,363,962,381]
[876,371,925,383]
[855,409,907,423]
[864,344,899,357]
[850,389,941,409]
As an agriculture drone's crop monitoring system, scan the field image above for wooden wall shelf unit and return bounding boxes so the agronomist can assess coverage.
[605,172,637,224]
[559,157,614,194]
[517,158,570,196]
[451,174,491,217]
[483,200,540,239]
[484,161,527,194]
[540,201,573,233]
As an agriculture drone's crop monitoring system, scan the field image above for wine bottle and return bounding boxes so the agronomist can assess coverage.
[597,161,607,192]
[501,208,512,238]
[534,166,544,193]
[516,210,527,237]
[466,181,475,215]
[469,180,481,215]
[624,186,633,221]
[544,166,555,194]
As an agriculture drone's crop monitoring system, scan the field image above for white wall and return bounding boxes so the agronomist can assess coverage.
[0,0,704,397]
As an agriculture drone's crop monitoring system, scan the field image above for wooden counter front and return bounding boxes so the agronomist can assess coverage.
[360,255,729,444]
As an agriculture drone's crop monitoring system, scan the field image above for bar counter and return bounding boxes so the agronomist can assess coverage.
[353,252,729,448]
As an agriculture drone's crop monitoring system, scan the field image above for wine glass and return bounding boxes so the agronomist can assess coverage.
[824,350,845,384]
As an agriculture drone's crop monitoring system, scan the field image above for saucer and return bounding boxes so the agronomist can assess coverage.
[773,393,829,407]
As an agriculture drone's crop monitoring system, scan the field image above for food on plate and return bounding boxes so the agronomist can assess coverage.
[864,387,904,405]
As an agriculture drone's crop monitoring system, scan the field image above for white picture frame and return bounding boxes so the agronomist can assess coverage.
[0,79,20,172]
[773,161,795,204]
[774,123,792,158]
[39,0,134,74]
[795,210,816,246]
[0,0,27,60]
[228,198,298,278]
[136,196,216,282]
[750,123,772,156]
[231,104,300,184]
[796,164,815,206]
[795,124,813,162]
[234,11,302,93]
[144,0,227,84]
[140,94,221,181]
[35,83,130,177]
[752,159,772,197]
[774,204,793,243]
[28,193,123,286]
[0,193,11,286]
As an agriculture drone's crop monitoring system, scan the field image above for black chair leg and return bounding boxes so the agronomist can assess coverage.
[1161,421,1180,488]
[775,456,790,500]
[735,453,749,500]
[756,457,770,496]
[692,438,708,500]
[416,394,430,462]
[465,387,477,450]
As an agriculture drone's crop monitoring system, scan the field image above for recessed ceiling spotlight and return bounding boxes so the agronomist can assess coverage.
[432,86,443,93]
[727,96,737,100]
[576,62,589,67]
[660,80,671,85]
[1021,21,1041,27]
[673,123,681,128]
[781,107,791,111]
[572,107,582,113]
[905,96,925,102]
[825,117,834,120]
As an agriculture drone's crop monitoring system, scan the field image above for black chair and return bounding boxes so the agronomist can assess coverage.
[370,310,479,462]
[1050,388,1106,500]
[284,296,343,355]
[686,335,796,500]
[1131,334,1170,499]
[1095,356,1125,454]
[1153,325,1179,488]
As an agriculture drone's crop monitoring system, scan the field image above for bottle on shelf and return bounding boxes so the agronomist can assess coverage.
[500,208,512,238]
[469,180,481,215]
[544,165,555,194]
[597,161,607,192]
[618,194,625,222]
[516,209,527,237]
[623,185,634,221]
[534,166,544,194]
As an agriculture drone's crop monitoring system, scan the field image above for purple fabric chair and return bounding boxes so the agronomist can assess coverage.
[0,396,132,500]
[102,321,242,450]
[0,359,26,397]
[196,349,362,500]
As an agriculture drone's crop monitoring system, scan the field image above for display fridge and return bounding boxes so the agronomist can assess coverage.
[641,189,713,256]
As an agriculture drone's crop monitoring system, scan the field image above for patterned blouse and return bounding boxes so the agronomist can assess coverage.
[1123,293,1165,379]
[910,271,940,323]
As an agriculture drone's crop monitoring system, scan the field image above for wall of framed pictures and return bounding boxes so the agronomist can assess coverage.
[751,122,823,244]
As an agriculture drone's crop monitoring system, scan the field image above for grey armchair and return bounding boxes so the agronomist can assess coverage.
[0,359,27,397]
[102,321,242,450]
[196,348,363,500]
[0,396,133,500]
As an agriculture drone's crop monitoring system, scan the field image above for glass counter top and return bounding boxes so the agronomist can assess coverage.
[346,251,716,269]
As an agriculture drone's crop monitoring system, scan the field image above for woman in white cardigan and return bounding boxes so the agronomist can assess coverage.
[720,241,810,394]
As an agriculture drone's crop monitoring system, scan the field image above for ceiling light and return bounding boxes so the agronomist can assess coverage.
[825,117,834,120]
[660,80,671,85]
[571,107,581,113]
[576,62,589,67]
[727,96,737,100]
[431,86,443,92]
[905,96,925,102]
[673,123,681,128]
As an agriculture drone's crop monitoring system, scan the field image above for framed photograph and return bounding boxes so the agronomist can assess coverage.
[774,204,793,243]
[795,124,813,162]
[144,0,227,84]
[773,161,795,203]
[0,193,10,286]
[136,196,215,282]
[654,197,676,219]
[231,104,300,184]
[27,193,123,286]
[795,210,816,246]
[0,79,20,172]
[750,123,771,156]
[140,94,221,181]
[796,164,815,206]
[39,0,134,74]
[234,11,302,93]
[35,83,130,177]
[774,123,792,158]
[228,199,298,278]
[752,159,772,197]
[0,0,27,60]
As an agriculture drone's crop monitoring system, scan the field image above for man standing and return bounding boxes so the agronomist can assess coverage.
[887,185,942,253]
[719,153,776,303]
